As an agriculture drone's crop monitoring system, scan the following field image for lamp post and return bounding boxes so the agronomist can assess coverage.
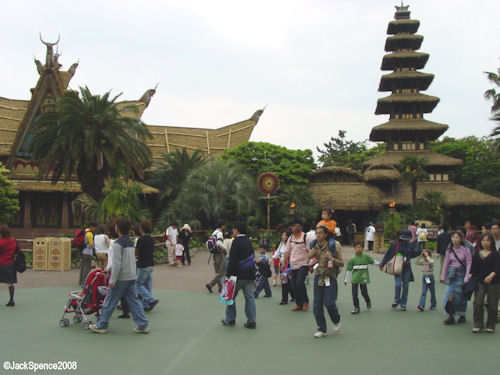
[389,201,396,239]
[289,201,296,216]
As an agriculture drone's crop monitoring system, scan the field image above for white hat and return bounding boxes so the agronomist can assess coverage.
[181,224,192,232]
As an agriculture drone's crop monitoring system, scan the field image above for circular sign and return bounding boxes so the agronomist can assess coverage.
[257,172,280,195]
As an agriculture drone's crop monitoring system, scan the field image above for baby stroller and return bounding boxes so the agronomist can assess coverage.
[59,268,109,329]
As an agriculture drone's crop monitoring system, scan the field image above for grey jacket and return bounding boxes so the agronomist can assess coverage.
[109,236,137,285]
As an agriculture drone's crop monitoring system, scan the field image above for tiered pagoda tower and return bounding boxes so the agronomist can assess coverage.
[364,3,462,185]
[308,4,500,223]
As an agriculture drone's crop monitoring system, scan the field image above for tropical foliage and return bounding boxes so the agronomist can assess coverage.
[398,155,429,207]
[432,136,500,197]
[72,178,151,224]
[316,130,385,170]
[223,141,316,187]
[484,68,500,138]
[0,162,19,223]
[276,185,318,227]
[146,148,205,219]
[159,158,259,229]
[29,86,152,201]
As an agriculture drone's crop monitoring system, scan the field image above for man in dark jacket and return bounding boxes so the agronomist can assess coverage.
[436,223,452,276]
[221,221,257,329]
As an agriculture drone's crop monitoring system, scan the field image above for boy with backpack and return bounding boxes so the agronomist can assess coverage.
[254,242,272,298]
[205,220,227,293]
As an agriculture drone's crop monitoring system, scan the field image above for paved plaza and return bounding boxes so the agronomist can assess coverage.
[1,249,498,375]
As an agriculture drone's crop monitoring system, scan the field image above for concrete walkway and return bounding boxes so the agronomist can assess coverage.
[0,249,497,375]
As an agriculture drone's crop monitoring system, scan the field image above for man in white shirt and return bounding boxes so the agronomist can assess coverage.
[165,222,179,266]
[365,222,376,252]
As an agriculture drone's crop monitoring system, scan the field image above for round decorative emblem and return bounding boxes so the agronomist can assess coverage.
[257,172,280,195]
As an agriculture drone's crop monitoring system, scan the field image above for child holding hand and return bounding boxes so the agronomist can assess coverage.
[416,249,436,311]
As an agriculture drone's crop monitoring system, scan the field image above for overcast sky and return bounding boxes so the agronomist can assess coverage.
[1,0,499,158]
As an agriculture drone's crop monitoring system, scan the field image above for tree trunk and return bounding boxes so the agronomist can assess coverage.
[411,179,417,207]
[77,163,106,202]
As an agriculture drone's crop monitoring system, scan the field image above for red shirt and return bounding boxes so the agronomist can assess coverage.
[0,237,17,266]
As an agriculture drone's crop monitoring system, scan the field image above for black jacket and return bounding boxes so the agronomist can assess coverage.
[226,235,255,280]
[437,231,452,256]
[136,235,155,268]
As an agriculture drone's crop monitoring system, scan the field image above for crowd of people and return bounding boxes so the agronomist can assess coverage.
[1,213,499,338]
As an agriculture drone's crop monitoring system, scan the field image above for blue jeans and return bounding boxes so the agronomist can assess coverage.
[136,266,156,308]
[313,275,340,333]
[96,280,148,330]
[225,279,256,324]
[443,272,466,317]
[254,276,271,297]
[290,266,309,307]
[418,274,436,308]
[394,268,411,307]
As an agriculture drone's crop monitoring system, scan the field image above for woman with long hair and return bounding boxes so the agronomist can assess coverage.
[470,233,500,333]
[0,225,18,306]
[440,231,472,325]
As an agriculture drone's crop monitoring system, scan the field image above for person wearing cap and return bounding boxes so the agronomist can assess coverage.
[178,224,193,266]
[205,220,227,293]
[379,229,422,311]
[365,222,376,252]
[284,219,311,312]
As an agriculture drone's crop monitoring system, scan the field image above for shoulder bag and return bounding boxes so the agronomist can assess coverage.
[384,242,403,276]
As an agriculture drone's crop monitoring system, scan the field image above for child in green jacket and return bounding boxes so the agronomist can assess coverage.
[344,242,378,314]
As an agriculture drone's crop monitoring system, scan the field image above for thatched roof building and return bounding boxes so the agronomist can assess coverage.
[0,39,258,234]
[308,4,500,222]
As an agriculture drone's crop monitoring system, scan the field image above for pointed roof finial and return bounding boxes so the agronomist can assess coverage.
[394,2,410,19]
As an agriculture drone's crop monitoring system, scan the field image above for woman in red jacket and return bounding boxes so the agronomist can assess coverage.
[0,225,18,306]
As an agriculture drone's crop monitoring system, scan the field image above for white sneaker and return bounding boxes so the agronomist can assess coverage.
[134,327,151,334]
[89,324,107,334]
[472,327,481,333]
[314,330,327,338]
[333,322,342,332]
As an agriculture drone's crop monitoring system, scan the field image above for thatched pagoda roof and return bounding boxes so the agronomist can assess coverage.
[363,166,400,182]
[363,151,463,169]
[369,119,448,141]
[386,182,500,207]
[375,93,439,114]
[311,166,362,180]
[0,97,29,156]
[385,34,423,52]
[381,51,429,71]
[378,71,434,92]
[308,182,385,211]
[387,19,420,35]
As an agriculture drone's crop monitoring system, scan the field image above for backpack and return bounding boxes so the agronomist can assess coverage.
[418,231,427,241]
[14,241,26,273]
[73,229,86,252]
[206,236,221,254]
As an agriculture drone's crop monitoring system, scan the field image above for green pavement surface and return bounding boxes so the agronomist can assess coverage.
[1,269,498,375]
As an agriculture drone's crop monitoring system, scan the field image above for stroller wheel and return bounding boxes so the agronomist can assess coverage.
[73,315,83,323]
[82,320,93,330]
[59,318,70,327]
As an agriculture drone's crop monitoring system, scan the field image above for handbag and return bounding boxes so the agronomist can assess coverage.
[237,253,256,273]
[384,242,403,276]
[14,241,27,273]
[462,278,478,301]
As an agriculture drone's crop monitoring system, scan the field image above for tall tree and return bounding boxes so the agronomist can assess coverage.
[398,155,428,207]
[146,148,205,219]
[0,162,20,223]
[223,142,316,187]
[484,68,500,138]
[30,86,152,201]
[316,130,385,170]
[160,158,259,229]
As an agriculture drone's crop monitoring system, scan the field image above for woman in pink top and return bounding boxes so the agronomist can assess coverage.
[440,231,472,325]
[284,220,311,312]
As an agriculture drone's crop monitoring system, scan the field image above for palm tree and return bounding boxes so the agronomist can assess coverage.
[399,155,429,207]
[484,68,500,138]
[29,86,152,201]
[160,158,259,229]
[146,148,205,219]
[72,178,151,223]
